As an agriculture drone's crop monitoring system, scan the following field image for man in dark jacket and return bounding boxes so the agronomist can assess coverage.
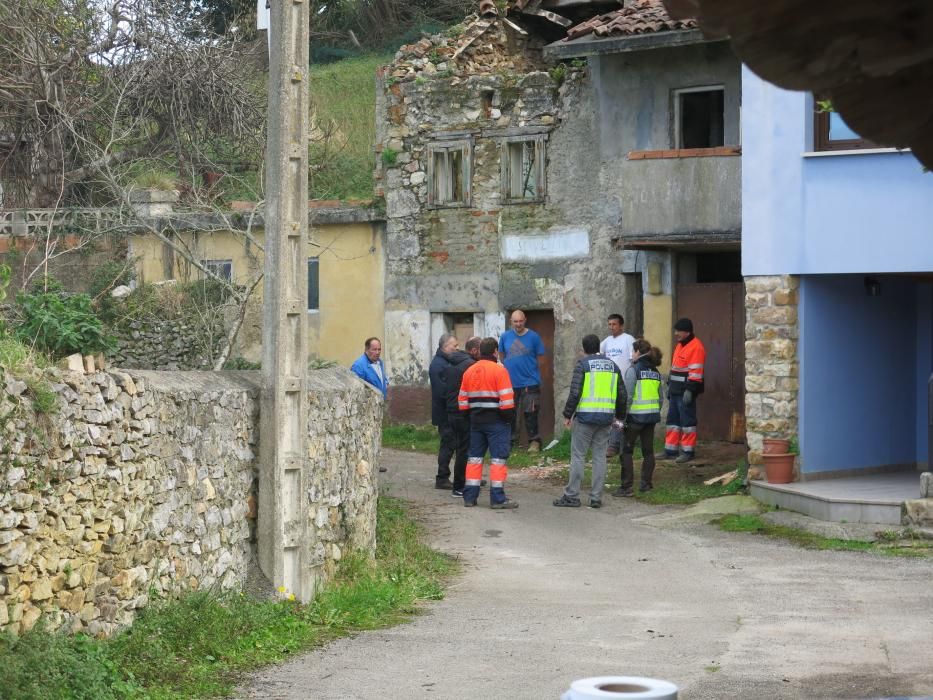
[443,336,481,496]
[553,334,627,509]
[428,334,459,489]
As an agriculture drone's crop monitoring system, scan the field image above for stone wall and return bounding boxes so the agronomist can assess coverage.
[109,314,227,371]
[0,366,381,636]
[745,275,799,470]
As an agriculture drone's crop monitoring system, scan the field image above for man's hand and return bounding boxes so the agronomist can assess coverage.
[564,417,572,428]
[683,389,694,406]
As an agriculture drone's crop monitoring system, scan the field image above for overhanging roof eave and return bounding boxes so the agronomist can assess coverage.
[543,28,723,59]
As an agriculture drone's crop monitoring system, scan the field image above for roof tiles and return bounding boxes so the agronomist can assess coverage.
[565,0,697,40]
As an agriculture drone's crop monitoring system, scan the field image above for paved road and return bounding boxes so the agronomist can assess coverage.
[237,449,933,699]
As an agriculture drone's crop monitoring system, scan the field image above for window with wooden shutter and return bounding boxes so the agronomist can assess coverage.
[501,135,546,203]
[427,139,472,207]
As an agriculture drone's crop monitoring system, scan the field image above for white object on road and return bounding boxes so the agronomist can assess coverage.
[562,676,678,700]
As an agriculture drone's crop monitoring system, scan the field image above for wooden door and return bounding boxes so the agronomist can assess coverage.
[522,309,555,443]
[675,283,745,442]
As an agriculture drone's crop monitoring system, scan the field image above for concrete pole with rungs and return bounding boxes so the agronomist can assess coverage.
[259,0,311,602]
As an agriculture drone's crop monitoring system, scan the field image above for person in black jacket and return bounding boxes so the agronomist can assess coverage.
[429,334,459,489]
[443,336,481,496]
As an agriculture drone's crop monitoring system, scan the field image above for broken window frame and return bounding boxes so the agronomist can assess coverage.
[672,85,726,150]
[500,134,547,204]
[201,259,233,282]
[427,139,472,208]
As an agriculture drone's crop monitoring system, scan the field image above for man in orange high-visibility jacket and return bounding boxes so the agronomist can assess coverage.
[661,318,706,464]
[458,337,519,509]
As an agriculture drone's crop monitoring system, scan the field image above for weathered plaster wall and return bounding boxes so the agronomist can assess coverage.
[593,43,742,239]
[0,367,381,636]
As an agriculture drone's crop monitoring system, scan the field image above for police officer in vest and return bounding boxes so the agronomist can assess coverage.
[613,339,664,497]
[554,334,627,509]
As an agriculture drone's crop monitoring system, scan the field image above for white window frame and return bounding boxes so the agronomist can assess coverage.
[500,135,547,204]
[427,139,472,208]
[672,85,726,149]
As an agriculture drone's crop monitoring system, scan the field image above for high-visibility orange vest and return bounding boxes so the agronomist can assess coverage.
[458,359,515,415]
[669,336,706,395]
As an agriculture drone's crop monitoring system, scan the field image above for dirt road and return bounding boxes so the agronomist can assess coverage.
[237,449,933,699]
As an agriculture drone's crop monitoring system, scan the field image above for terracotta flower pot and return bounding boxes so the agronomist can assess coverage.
[762,438,790,455]
[762,453,795,484]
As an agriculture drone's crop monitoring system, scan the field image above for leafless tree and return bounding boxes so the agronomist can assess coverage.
[0,0,269,367]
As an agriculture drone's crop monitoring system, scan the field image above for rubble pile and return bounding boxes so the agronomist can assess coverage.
[388,16,540,82]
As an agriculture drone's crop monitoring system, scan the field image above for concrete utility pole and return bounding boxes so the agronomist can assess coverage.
[259,0,312,601]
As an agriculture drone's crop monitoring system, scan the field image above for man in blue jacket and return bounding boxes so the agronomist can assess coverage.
[351,337,388,398]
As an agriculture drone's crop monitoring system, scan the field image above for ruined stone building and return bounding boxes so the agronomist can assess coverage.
[376,0,745,441]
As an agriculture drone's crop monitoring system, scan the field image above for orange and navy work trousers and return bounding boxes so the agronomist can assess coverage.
[464,420,511,505]
[664,393,697,456]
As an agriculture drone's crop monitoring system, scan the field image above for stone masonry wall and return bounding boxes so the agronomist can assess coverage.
[0,367,381,636]
[745,275,799,470]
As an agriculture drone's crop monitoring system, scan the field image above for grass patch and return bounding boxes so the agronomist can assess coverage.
[635,474,745,505]
[310,53,393,201]
[382,423,573,468]
[717,514,931,557]
[0,496,455,699]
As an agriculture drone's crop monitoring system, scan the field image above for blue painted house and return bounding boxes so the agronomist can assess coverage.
[741,67,933,523]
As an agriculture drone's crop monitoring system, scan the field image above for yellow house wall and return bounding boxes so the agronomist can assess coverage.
[128,222,384,368]
[643,292,673,374]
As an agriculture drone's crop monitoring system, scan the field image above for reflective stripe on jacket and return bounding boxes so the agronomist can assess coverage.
[669,335,706,396]
[625,357,662,425]
[563,354,626,425]
[458,359,515,423]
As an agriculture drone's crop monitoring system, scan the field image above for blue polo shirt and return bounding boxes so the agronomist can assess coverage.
[499,329,545,389]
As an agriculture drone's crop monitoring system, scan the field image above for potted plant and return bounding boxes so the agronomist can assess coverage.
[762,436,797,484]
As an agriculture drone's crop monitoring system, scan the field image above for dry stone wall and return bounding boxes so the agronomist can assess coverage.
[0,367,381,636]
[745,275,800,470]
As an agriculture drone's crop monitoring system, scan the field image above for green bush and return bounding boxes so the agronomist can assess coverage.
[0,627,139,700]
[14,287,116,358]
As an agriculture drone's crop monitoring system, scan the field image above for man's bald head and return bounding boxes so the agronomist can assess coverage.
[510,309,527,334]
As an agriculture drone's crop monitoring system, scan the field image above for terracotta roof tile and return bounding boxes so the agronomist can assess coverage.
[565,0,697,41]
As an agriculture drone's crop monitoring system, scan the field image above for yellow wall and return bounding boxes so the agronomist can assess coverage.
[128,222,385,368]
[643,292,673,374]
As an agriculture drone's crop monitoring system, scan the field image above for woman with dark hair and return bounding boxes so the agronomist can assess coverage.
[613,339,664,497]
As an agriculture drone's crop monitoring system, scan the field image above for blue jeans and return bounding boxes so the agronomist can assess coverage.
[465,421,512,504]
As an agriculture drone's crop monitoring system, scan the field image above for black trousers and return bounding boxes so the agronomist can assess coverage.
[436,421,456,481]
[447,413,471,490]
[621,422,657,490]
[510,385,541,445]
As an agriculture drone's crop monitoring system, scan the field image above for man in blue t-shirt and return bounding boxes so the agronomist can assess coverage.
[498,309,547,452]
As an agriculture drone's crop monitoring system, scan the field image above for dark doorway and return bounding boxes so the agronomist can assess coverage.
[520,309,555,445]
[676,282,745,443]
[623,272,644,337]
